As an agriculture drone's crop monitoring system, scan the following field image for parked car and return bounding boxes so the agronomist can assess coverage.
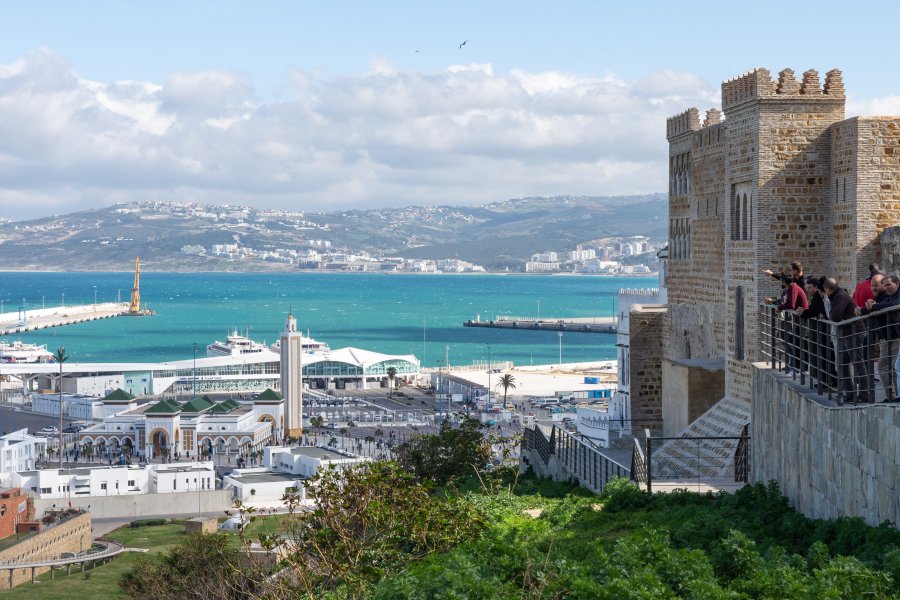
[63,425,79,433]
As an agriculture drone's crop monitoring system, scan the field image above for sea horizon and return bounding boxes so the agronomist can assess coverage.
[0,271,657,367]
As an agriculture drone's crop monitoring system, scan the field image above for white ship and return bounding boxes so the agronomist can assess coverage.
[0,341,55,364]
[206,329,270,357]
[270,334,330,354]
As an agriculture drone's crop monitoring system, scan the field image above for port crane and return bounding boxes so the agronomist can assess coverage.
[126,257,155,316]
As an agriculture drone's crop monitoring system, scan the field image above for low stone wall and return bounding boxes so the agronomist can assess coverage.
[0,512,92,590]
[33,490,234,520]
[751,365,899,527]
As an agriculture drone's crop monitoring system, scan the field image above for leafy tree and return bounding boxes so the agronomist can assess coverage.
[395,417,491,485]
[386,366,397,396]
[309,415,325,428]
[247,462,484,598]
[495,374,516,408]
[120,532,257,599]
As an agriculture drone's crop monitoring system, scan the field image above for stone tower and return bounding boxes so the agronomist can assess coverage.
[279,311,303,439]
[665,67,847,406]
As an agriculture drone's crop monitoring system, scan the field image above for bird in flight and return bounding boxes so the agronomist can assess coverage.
[459,40,467,49]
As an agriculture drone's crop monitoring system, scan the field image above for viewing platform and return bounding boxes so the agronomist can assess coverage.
[0,303,129,336]
[463,315,617,333]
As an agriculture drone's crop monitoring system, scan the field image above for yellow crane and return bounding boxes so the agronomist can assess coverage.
[126,257,155,316]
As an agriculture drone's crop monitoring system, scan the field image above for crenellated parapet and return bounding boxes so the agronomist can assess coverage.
[666,108,700,140]
[722,67,844,111]
[703,108,721,127]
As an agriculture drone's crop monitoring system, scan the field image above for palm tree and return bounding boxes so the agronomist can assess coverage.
[54,346,68,468]
[386,367,397,397]
[496,374,517,408]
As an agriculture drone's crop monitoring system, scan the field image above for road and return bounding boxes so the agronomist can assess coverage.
[0,403,80,436]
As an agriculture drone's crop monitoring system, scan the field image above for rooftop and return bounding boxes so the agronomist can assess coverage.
[285,446,356,460]
[226,472,305,485]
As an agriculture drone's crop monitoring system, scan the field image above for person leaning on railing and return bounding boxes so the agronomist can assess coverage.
[858,274,899,403]
[795,276,833,386]
[823,278,870,404]
[773,273,808,373]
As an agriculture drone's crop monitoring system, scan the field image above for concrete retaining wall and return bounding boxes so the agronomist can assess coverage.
[751,365,899,527]
[33,490,234,519]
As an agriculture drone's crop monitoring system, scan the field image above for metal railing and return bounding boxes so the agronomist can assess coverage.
[554,427,630,494]
[759,301,900,405]
[630,428,750,493]
[522,425,630,493]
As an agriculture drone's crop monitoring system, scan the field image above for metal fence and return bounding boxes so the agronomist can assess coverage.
[759,301,900,405]
[523,425,630,493]
[630,427,750,493]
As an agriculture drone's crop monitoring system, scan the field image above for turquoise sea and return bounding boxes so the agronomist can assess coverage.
[0,272,655,367]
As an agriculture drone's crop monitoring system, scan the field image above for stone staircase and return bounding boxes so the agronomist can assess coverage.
[652,395,751,479]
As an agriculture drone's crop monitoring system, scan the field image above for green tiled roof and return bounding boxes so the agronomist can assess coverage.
[103,388,135,402]
[254,388,283,402]
[145,398,182,414]
[210,398,240,414]
[180,397,216,413]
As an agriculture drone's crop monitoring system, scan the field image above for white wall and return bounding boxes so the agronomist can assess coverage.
[0,429,45,473]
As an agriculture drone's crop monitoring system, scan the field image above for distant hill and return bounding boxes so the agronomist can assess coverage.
[0,195,667,271]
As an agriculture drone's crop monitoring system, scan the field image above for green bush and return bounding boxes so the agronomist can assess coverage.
[130,518,168,528]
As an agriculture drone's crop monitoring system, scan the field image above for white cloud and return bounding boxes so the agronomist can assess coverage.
[0,50,717,219]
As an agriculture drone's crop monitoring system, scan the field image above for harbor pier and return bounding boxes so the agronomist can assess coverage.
[0,303,129,336]
[463,315,617,334]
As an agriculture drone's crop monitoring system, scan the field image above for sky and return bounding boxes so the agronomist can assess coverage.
[2,1,900,220]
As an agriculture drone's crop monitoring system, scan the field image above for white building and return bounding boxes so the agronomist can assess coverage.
[78,390,285,461]
[525,261,560,273]
[530,252,558,262]
[11,461,214,500]
[568,249,596,261]
[0,429,46,474]
[31,390,135,420]
[223,445,369,503]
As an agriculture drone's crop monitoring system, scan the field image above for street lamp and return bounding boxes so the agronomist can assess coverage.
[558,332,563,366]
[537,299,541,321]
[486,343,493,407]
[93,286,97,305]
[192,343,198,401]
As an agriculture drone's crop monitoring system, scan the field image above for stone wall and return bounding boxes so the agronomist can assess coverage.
[850,118,900,282]
[0,512,92,590]
[629,306,666,429]
[751,366,899,527]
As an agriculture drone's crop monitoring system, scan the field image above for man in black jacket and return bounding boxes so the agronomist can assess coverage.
[823,278,870,403]
[796,276,831,385]
[860,274,898,401]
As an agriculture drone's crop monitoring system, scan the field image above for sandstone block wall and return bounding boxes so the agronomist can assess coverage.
[0,512,92,590]
[751,366,899,527]
[629,306,666,429]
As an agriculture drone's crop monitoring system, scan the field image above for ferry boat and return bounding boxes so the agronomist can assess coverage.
[206,329,270,357]
[0,341,55,364]
[270,334,330,354]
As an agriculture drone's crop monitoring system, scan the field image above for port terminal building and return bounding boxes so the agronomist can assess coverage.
[0,347,420,398]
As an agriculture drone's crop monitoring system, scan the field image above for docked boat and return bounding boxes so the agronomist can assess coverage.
[270,334,330,354]
[0,341,55,364]
[206,330,271,357]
